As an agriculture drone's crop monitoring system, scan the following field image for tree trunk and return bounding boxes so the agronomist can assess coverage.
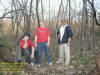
[36,0,40,27]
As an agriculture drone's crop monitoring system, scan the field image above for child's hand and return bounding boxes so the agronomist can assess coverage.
[23,42,27,48]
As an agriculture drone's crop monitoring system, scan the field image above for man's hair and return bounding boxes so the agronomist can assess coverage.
[40,20,45,24]
[61,18,68,21]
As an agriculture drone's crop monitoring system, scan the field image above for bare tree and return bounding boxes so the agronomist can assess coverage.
[41,0,44,20]
[88,0,100,26]
[81,0,87,43]
[69,0,71,25]
[36,0,40,27]
[56,0,63,28]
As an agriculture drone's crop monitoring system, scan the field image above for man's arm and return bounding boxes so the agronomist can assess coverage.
[67,27,73,46]
[47,36,50,47]
[56,28,60,40]
[68,37,72,43]
[35,36,37,47]
[47,29,50,47]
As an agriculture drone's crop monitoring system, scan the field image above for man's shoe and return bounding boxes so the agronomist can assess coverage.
[63,63,69,67]
[56,61,63,64]
[49,63,53,66]
[34,64,38,66]
[37,64,40,67]
[31,62,34,66]
[35,64,40,67]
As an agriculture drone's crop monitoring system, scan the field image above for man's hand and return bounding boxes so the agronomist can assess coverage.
[47,36,50,47]
[67,42,70,46]
[67,38,71,46]
[35,43,37,47]
[58,35,60,39]
[56,34,60,40]
[47,42,50,47]
[30,54,34,59]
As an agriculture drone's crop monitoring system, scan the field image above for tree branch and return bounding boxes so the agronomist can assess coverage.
[0,8,23,19]
[87,0,100,26]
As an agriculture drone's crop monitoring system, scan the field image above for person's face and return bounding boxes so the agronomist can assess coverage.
[23,36,29,41]
[40,22,45,27]
[61,19,68,25]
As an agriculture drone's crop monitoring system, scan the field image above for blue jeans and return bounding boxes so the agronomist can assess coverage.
[34,49,39,64]
[37,42,52,64]
[21,49,32,64]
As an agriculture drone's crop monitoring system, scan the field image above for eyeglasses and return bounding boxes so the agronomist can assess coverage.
[62,21,66,22]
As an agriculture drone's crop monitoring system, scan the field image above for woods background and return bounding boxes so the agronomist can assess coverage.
[0,0,100,75]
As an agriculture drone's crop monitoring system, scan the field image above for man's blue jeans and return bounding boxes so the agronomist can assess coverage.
[34,49,39,64]
[37,42,52,64]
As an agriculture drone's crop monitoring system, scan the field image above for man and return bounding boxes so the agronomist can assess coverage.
[20,32,34,65]
[56,18,73,67]
[35,21,52,67]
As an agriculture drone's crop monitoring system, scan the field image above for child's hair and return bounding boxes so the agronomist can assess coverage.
[18,32,30,45]
[19,32,30,40]
[23,32,30,37]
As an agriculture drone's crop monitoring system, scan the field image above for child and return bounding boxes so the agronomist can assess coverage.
[20,32,34,65]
